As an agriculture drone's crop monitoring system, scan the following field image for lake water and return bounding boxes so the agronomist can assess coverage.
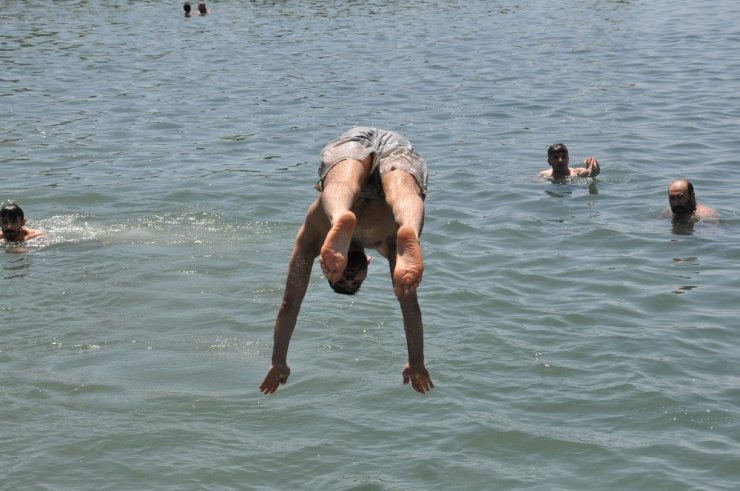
[2,0,739,489]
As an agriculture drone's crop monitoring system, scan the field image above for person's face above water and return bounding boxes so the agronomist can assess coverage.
[548,149,570,173]
[1,216,25,241]
[668,183,696,215]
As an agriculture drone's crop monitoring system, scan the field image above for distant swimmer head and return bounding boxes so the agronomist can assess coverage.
[183,2,192,16]
[668,179,697,215]
[197,3,207,14]
[547,143,570,172]
[547,143,569,160]
[328,247,369,295]
[1,203,27,241]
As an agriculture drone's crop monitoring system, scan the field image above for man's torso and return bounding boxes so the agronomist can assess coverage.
[350,198,398,256]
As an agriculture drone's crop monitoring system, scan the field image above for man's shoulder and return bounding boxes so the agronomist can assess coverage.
[23,228,45,240]
[696,205,719,220]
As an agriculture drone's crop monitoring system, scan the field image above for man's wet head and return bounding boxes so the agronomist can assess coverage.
[547,143,569,169]
[668,179,697,215]
[329,246,369,295]
[1,203,27,242]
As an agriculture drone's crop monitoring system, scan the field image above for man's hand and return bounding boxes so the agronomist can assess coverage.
[583,157,600,176]
[402,363,434,394]
[259,362,291,394]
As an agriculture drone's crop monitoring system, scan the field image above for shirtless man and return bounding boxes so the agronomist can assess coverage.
[259,127,433,395]
[538,143,600,179]
[1,203,44,243]
[664,179,718,222]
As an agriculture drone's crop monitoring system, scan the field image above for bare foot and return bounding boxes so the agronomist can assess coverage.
[394,226,423,297]
[320,211,356,283]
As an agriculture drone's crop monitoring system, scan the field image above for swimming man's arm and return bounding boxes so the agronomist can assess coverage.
[538,169,553,177]
[571,157,600,177]
[24,228,45,240]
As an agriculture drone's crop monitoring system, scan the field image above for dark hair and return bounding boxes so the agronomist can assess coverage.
[197,3,207,13]
[184,2,191,14]
[548,143,568,156]
[329,249,368,295]
[0,203,25,221]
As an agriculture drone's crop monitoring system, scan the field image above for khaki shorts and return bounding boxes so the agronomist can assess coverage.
[316,127,428,199]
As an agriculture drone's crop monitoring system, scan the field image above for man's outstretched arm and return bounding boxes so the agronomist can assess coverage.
[260,224,319,394]
[398,290,434,394]
[388,249,433,394]
[572,157,600,177]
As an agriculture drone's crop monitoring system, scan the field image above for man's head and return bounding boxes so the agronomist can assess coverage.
[197,3,207,14]
[1,203,27,241]
[329,247,369,295]
[668,179,697,215]
[547,143,570,173]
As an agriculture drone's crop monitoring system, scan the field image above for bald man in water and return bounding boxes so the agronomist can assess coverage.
[664,179,718,222]
[260,127,433,395]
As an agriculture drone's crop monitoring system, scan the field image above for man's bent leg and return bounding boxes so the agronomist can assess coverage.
[382,170,425,296]
[319,157,372,282]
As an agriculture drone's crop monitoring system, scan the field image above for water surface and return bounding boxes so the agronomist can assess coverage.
[2,1,739,489]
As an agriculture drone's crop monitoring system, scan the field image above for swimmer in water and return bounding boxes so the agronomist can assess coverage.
[538,143,600,179]
[1,203,44,243]
[184,2,207,16]
[663,179,718,222]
